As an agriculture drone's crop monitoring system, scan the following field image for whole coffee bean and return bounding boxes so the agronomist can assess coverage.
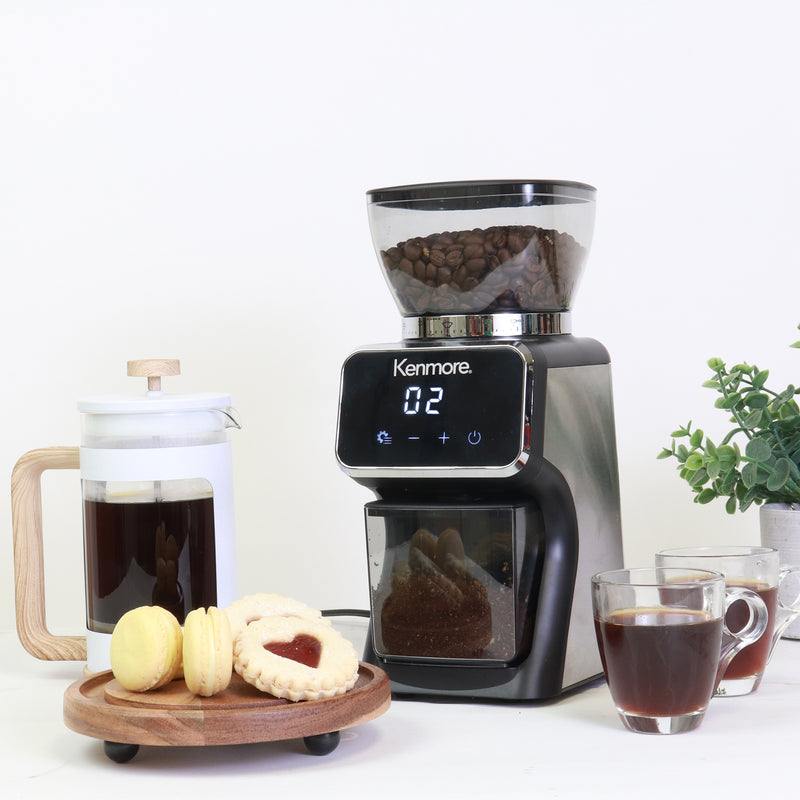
[386,246,402,264]
[429,248,446,267]
[404,241,423,262]
[463,243,484,260]
[507,231,525,254]
[445,249,464,268]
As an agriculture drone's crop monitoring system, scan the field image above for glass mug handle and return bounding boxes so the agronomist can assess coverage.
[715,587,769,689]
[768,566,800,656]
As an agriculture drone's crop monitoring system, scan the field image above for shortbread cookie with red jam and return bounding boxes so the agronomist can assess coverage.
[233,616,359,702]
[225,593,330,643]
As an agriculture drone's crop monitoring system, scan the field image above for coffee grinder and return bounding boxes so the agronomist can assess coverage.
[335,181,623,700]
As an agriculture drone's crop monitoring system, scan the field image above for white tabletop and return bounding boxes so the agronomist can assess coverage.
[2,626,797,799]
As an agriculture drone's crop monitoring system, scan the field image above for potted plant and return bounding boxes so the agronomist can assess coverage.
[658,323,800,634]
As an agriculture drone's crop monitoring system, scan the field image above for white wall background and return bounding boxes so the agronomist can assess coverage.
[2,0,799,640]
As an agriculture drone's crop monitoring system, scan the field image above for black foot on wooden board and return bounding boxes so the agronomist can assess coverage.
[103,741,140,763]
[303,731,340,755]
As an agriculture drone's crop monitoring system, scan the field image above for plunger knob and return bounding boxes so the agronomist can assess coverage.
[127,359,181,392]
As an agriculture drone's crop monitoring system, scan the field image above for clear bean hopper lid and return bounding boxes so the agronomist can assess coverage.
[367,180,596,317]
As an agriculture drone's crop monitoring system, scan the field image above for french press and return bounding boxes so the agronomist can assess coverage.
[12,359,239,672]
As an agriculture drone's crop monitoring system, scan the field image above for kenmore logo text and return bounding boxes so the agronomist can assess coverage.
[393,358,472,377]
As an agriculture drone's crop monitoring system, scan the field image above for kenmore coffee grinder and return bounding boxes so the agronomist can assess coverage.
[335,181,623,701]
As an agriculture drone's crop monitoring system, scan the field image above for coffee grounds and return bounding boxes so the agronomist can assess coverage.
[380,224,585,315]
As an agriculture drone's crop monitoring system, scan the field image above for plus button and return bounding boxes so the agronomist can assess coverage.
[438,432,450,443]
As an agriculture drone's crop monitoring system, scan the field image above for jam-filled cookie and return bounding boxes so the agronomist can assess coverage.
[233,616,359,702]
[225,593,330,642]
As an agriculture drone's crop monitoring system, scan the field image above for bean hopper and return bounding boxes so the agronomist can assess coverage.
[335,180,624,700]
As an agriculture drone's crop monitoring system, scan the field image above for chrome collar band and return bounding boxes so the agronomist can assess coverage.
[401,312,571,340]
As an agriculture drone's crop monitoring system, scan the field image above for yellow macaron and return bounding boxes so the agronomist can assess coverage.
[110,606,183,692]
[182,606,233,697]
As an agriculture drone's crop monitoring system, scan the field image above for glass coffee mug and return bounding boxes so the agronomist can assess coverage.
[655,546,800,696]
[592,568,768,735]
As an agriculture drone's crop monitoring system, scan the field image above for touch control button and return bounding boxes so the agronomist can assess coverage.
[467,430,482,445]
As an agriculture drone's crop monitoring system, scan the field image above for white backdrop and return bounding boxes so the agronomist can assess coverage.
[2,0,799,640]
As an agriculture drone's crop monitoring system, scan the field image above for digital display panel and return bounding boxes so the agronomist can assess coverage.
[336,346,529,469]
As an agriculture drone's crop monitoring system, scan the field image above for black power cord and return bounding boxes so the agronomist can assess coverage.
[321,608,371,619]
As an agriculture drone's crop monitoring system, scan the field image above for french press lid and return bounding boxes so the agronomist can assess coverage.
[77,359,239,445]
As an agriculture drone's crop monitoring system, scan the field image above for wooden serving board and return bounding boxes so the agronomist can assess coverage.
[63,663,390,748]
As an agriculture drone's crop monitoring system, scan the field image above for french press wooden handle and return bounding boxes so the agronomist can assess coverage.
[11,446,86,661]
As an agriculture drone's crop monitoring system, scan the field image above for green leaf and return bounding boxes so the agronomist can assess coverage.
[752,370,770,390]
[740,487,762,511]
[689,429,704,448]
[743,408,763,429]
[657,448,674,460]
[707,357,725,371]
[697,488,717,504]
[685,453,705,471]
[744,392,769,409]
[720,468,739,495]
[722,370,742,387]
[688,468,709,487]
[702,379,721,389]
[706,458,721,479]
[741,461,758,488]
[745,437,772,462]
[726,495,738,514]
[767,458,792,491]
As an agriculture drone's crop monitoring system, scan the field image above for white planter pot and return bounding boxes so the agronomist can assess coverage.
[760,502,800,639]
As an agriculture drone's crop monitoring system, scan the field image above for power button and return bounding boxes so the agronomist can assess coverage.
[467,430,482,445]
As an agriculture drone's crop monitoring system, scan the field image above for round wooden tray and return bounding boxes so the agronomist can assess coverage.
[63,663,390,760]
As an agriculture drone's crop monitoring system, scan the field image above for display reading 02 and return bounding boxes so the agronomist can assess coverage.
[336,345,530,469]
[403,386,443,415]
